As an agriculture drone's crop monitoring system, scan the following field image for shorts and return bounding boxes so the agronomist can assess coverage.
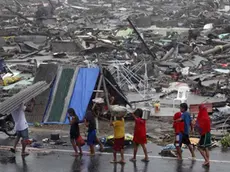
[113,137,124,152]
[174,133,183,147]
[87,130,96,146]
[133,133,147,145]
[17,128,29,140]
[198,132,211,149]
[70,133,79,140]
[182,134,191,145]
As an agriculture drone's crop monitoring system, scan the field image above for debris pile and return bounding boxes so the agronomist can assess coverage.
[1,0,230,139]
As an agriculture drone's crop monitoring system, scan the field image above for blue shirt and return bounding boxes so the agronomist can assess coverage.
[181,111,192,135]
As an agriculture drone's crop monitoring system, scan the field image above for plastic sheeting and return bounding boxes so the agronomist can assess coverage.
[65,67,100,122]
[47,68,75,122]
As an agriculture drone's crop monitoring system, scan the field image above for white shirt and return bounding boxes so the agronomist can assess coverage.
[11,104,28,131]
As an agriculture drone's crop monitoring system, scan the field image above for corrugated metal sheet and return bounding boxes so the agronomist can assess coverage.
[27,64,58,123]
[0,81,50,116]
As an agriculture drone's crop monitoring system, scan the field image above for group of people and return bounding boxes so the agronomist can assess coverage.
[9,101,211,167]
[173,103,211,167]
[68,107,149,164]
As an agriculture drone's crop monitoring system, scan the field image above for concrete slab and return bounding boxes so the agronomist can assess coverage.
[51,41,84,53]
[127,91,226,117]
[127,92,226,106]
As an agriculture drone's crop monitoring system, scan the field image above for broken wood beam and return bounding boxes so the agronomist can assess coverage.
[127,18,157,60]
[212,54,230,59]
[5,6,34,24]
[160,47,174,61]
[201,43,230,56]
[210,39,229,45]
[19,50,40,59]
[47,0,55,14]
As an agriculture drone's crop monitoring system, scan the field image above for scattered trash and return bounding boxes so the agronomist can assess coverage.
[159,144,180,157]
[153,101,161,113]
[50,134,60,141]
[34,122,42,128]
[31,142,43,148]
[42,138,49,143]
[101,133,133,146]
[116,28,133,38]
[159,149,177,157]
[220,134,230,148]
[203,23,213,30]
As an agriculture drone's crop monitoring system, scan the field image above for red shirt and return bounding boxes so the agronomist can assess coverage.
[133,117,147,144]
[173,112,184,134]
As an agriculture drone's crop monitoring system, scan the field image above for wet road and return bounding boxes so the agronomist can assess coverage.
[1,133,230,172]
[0,150,230,172]
[1,143,230,172]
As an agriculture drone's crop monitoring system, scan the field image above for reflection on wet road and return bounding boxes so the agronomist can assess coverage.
[1,132,230,172]
[0,151,230,172]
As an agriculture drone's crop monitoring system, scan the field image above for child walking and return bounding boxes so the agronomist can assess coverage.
[110,114,125,164]
[85,110,97,156]
[130,109,149,162]
[196,104,211,167]
[67,108,82,156]
[175,103,195,158]
[173,112,184,160]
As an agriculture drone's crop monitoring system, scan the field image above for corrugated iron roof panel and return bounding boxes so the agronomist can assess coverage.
[0,81,50,115]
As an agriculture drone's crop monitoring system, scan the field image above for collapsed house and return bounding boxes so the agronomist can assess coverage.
[0,64,130,124]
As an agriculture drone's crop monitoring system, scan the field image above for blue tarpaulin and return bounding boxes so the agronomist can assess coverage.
[65,67,100,123]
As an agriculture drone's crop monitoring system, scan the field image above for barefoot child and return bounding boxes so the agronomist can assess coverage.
[67,108,82,156]
[130,109,149,162]
[196,104,211,167]
[92,106,104,152]
[173,112,184,160]
[85,110,97,155]
[175,103,195,159]
[110,114,125,164]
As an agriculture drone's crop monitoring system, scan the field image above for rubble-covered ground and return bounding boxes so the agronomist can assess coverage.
[28,116,175,147]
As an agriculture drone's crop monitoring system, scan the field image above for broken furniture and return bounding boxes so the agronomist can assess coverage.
[173,86,190,111]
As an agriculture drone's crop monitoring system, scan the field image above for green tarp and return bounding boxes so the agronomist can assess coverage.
[47,68,74,122]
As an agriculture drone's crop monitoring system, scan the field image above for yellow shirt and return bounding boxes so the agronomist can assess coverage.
[113,119,125,139]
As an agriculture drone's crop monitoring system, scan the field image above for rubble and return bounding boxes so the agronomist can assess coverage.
[1,0,230,143]
[220,133,230,148]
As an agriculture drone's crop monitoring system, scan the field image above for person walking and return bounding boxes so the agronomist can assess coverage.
[130,109,149,162]
[173,112,184,160]
[110,114,125,164]
[92,105,104,152]
[196,104,211,167]
[10,104,30,156]
[175,103,195,158]
[67,108,83,156]
[85,110,97,156]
